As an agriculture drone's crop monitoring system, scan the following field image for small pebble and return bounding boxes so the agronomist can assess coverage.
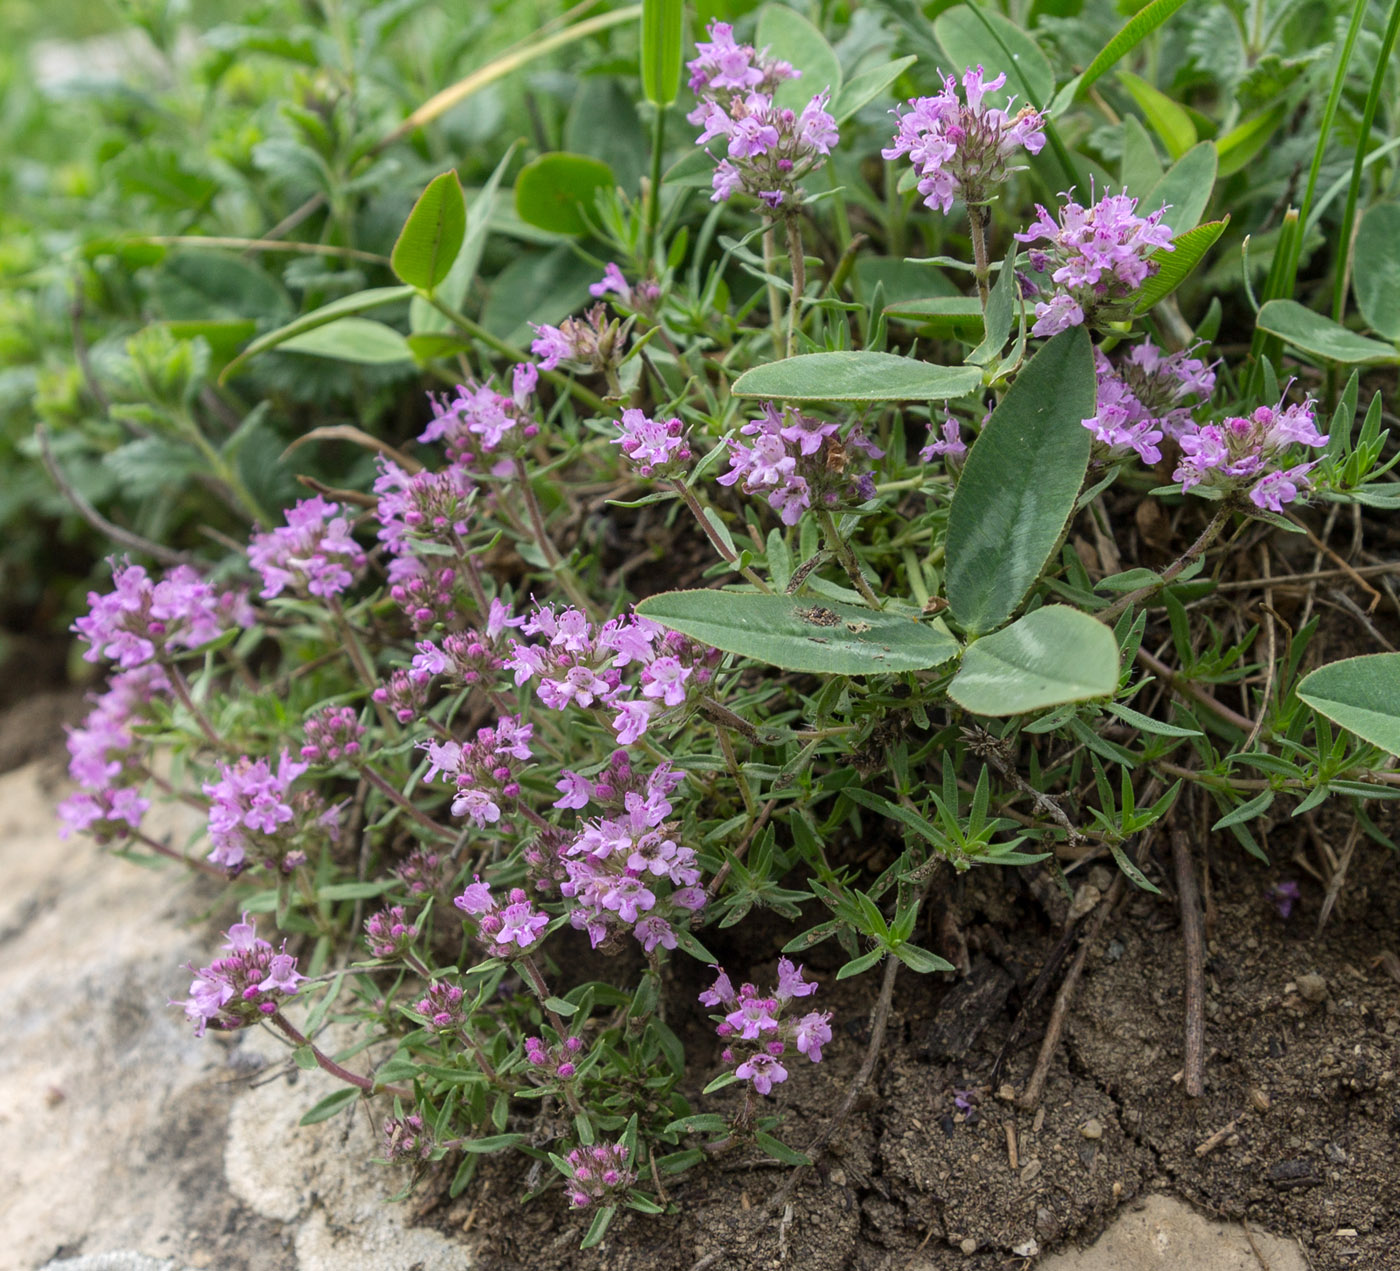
[961,1237,978,1255]
[1251,1088,1271,1113]
[1068,884,1101,921]
[998,1084,1017,1102]
[1020,1157,1043,1184]
[1079,1118,1104,1140]
[1297,973,1328,1003]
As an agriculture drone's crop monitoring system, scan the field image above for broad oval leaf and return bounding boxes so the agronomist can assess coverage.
[392,170,467,292]
[1297,653,1400,756]
[949,606,1120,716]
[632,590,960,675]
[219,285,413,382]
[756,4,842,109]
[514,152,615,236]
[1132,217,1229,314]
[1144,141,1216,236]
[934,4,1054,108]
[1256,299,1400,366]
[945,327,1096,635]
[882,297,986,343]
[731,351,981,402]
[1353,203,1400,340]
[280,317,414,365]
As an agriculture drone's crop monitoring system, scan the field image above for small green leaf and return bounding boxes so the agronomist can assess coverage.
[1255,300,1400,366]
[514,152,615,236]
[894,943,955,974]
[883,297,986,343]
[640,0,683,107]
[934,4,1054,107]
[756,4,842,109]
[461,1133,528,1153]
[836,948,884,979]
[633,590,960,675]
[1143,141,1216,236]
[949,606,1120,716]
[1216,102,1288,178]
[1131,218,1230,314]
[664,1114,731,1134]
[831,55,918,123]
[945,327,1096,635]
[544,996,579,1016]
[392,170,467,292]
[1117,70,1196,160]
[581,1205,617,1249]
[219,285,413,381]
[731,351,981,403]
[1054,0,1192,110]
[1298,653,1400,756]
[1353,204,1400,340]
[755,1132,812,1166]
[299,1088,359,1126]
[279,317,413,365]
[1120,115,1163,196]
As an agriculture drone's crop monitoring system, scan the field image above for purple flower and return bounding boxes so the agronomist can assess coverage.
[1265,880,1301,919]
[1173,393,1328,509]
[454,875,495,915]
[775,957,818,1000]
[611,409,693,478]
[794,1011,833,1062]
[203,751,318,872]
[564,1141,636,1208]
[884,66,1046,213]
[699,967,737,1009]
[248,496,365,599]
[176,914,305,1037]
[493,896,550,949]
[920,414,968,464]
[735,1052,788,1095]
[529,323,573,371]
[1084,342,1216,466]
[634,915,677,953]
[363,905,419,958]
[1016,188,1175,335]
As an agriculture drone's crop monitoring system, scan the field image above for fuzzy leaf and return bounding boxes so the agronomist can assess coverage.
[731,351,980,402]
[1298,654,1400,756]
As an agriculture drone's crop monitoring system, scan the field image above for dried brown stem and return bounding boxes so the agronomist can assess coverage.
[1173,828,1207,1098]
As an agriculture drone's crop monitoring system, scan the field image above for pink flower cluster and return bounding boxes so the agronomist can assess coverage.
[884,66,1046,213]
[363,904,419,958]
[72,560,252,670]
[1083,342,1217,465]
[564,1141,636,1209]
[300,705,366,765]
[1016,189,1175,336]
[524,1032,584,1080]
[504,604,718,746]
[453,876,551,950]
[177,913,306,1037]
[420,714,535,828]
[545,760,704,953]
[611,409,693,479]
[204,750,340,873]
[700,958,833,1095]
[382,1114,434,1163]
[1173,396,1329,511]
[716,404,882,525]
[407,598,525,689]
[418,364,540,473]
[688,21,836,208]
[248,495,365,599]
[531,305,624,374]
[58,664,168,844]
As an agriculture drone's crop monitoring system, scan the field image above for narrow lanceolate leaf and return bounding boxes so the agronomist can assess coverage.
[391,170,467,292]
[1144,141,1216,236]
[220,285,413,381]
[1131,217,1229,314]
[731,352,981,403]
[1255,300,1400,366]
[640,0,683,107]
[1117,70,1195,160]
[945,327,1096,636]
[633,591,960,675]
[279,317,414,365]
[1051,0,1193,113]
[949,606,1120,716]
[1298,653,1400,757]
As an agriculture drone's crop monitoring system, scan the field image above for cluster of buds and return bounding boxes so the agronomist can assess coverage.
[248,495,365,600]
[73,559,252,671]
[454,877,551,951]
[1083,341,1216,465]
[687,20,836,208]
[419,714,534,829]
[590,263,661,316]
[381,1113,434,1164]
[373,459,475,559]
[611,409,693,479]
[700,959,833,1096]
[408,598,525,688]
[386,558,466,634]
[554,762,704,953]
[203,750,341,873]
[884,66,1046,213]
[177,913,306,1037]
[394,847,447,895]
[372,666,431,725]
[716,404,882,526]
[524,1032,584,1080]
[363,905,420,959]
[564,1141,637,1209]
[415,980,469,1031]
[1173,394,1329,511]
[530,305,626,378]
[1016,188,1175,336]
[419,364,540,475]
[300,705,366,766]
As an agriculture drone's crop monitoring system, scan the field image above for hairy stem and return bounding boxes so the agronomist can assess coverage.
[968,204,992,312]
[784,215,806,358]
[511,456,595,614]
[360,764,458,843]
[272,1013,414,1098]
[1099,506,1233,625]
[667,479,772,592]
[762,220,785,354]
[817,509,882,609]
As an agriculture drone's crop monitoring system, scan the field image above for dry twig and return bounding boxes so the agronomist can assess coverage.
[1173,829,1207,1098]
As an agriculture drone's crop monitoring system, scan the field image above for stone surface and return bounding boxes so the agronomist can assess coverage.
[1039,1193,1307,1271]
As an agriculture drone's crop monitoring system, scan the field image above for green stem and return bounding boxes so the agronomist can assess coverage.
[360,764,458,842]
[647,103,666,265]
[784,215,806,358]
[817,509,882,609]
[272,1013,414,1099]
[511,456,595,614]
[968,205,992,312]
[667,479,772,592]
[166,664,228,750]
[1097,506,1232,625]
[761,220,785,354]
